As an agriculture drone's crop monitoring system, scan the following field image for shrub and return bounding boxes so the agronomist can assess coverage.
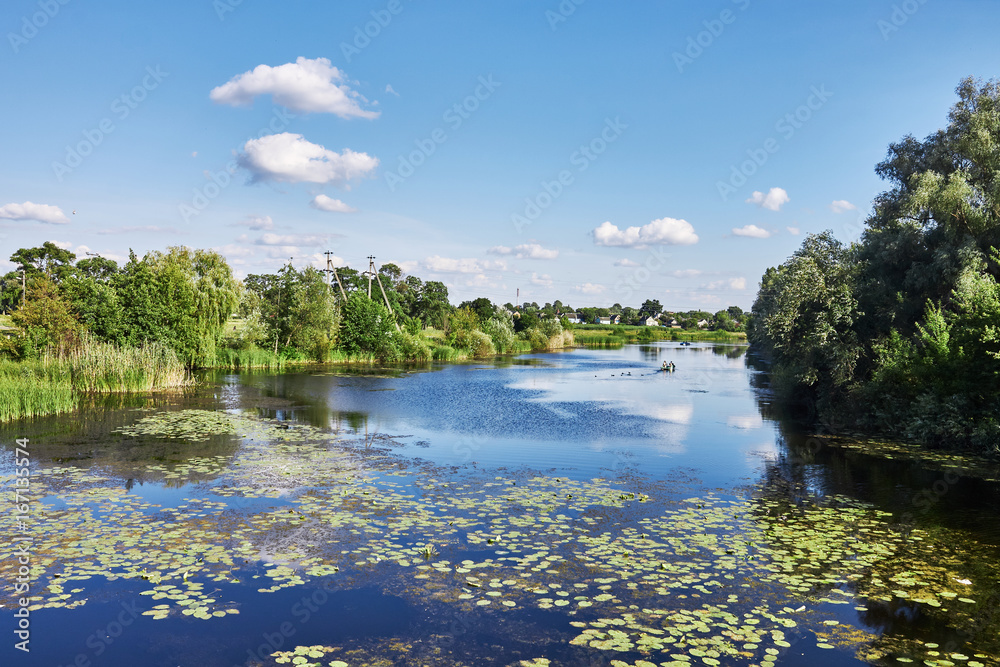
[398,331,432,361]
[466,330,496,357]
[481,316,516,354]
[339,292,400,361]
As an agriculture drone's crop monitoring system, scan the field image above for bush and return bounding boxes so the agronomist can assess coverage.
[539,318,563,339]
[481,316,516,354]
[398,331,432,361]
[522,327,550,351]
[466,330,496,357]
[339,293,399,361]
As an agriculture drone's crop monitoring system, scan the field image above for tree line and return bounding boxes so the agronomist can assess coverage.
[1,245,746,367]
[749,78,1000,451]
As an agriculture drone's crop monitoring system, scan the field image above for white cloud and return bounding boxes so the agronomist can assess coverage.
[614,258,640,267]
[732,224,773,239]
[239,133,378,185]
[310,195,357,213]
[727,414,763,429]
[210,57,379,119]
[95,225,179,235]
[489,243,558,260]
[669,269,702,278]
[385,84,399,97]
[0,201,70,224]
[50,239,73,250]
[423,256,505,274]
[213,243,255,258]
[264,246,300,259]
[236,215,274,230]
[592,217,698,248]
[705,277,747,290]
[256,233,328,247]
[829,199,857,214]
[787,226,800,235]
[574,282,606,295]
[530,272,553,287]
[745,187,789,211]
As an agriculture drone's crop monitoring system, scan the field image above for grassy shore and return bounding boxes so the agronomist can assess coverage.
[0,339,188,422]
[573,325,745,348]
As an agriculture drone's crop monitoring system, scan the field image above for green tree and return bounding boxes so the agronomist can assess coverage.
[339,292,399,360]
[10,276,82,357]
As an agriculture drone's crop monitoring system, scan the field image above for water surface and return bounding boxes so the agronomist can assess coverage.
[2,342,998,666]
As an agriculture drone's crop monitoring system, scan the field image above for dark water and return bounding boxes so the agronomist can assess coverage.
[2,342,999,666]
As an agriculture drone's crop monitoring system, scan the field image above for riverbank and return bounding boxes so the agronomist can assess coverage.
[0,329,579,422]
[574,324,746,348]
[0,339,188,421]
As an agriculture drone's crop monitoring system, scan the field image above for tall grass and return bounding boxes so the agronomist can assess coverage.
[0,338,188,422]
[213,346,288,370]
[0,361,75,421]
[61,339,187,391]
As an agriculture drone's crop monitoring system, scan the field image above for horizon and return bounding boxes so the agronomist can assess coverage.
[3,1,998,310]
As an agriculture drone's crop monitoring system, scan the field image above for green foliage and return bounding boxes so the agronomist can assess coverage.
[458,297,495,323]
[751,78,1000,451]
[481,309,517,354]
[11,276,82,358]
[398,331,432,361]
[0,337,186,422]
[447,307,480,348]
[339,292,400,361]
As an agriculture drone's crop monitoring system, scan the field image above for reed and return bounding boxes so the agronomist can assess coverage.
[0,338,188,422]
[0,361,75,421]
[62,339,187,392]
[213,346,288,370]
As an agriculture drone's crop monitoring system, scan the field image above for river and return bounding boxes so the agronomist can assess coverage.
[2,342,999,666]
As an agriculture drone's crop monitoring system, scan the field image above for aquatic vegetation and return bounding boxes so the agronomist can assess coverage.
[0,339,186,421]
[2,408,1000,666]
[0,361,75,420]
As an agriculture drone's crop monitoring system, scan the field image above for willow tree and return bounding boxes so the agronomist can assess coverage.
[121,247,240,367]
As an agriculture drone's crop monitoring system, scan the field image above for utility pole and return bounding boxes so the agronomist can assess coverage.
[274,257,292,355]
[516,288,519,309]
[323,250,347,300]
[366,255,375,299]
[373,262,402,332]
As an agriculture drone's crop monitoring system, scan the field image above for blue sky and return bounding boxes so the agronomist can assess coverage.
[2,0,998,310]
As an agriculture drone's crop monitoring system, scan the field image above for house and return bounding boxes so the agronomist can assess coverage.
[643,316,659,327]
[696,319,709,328]
[668,318,681,329]
[561,312,581,324]
[596,315,621,325]
[0,325,17,339]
